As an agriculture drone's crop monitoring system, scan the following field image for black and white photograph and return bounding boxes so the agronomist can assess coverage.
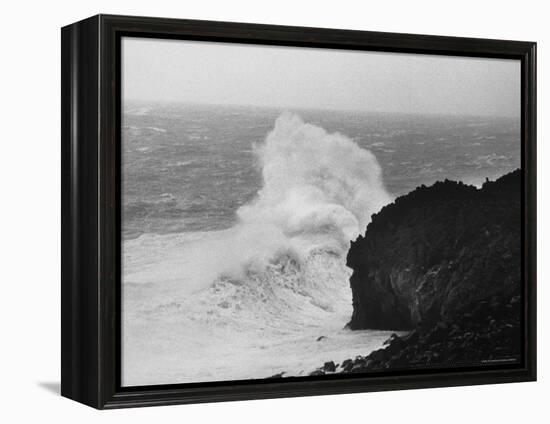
[121,37,522,386]
[2,0,545,420]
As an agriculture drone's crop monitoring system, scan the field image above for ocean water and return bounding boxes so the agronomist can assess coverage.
[121,102,520,386]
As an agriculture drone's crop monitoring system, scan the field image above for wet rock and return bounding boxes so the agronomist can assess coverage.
[347,170,520,331]
[296,171,522,378]
[323,361,337,372]
[342,359,354,372]
[369,349,387,362]
[403,330,420,344]
[269,372,285,378]
[383,333,400,345]
[306,283,521,376]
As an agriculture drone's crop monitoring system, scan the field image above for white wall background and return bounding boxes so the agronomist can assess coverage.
[1,0,546,421]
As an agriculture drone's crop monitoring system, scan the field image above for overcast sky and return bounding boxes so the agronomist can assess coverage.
[122,37,520,117]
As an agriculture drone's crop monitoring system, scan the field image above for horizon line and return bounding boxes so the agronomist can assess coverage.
[122,98,520,120]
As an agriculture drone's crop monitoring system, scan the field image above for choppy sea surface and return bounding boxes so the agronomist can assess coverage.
[122,101,520,386]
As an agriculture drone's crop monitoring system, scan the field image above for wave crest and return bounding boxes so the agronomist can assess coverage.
[124,112,391,293]
[236,112,390,260]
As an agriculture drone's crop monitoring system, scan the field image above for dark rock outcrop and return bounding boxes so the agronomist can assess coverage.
[304,170,522,377]
[347,169,521,331]
[308,292,521,376]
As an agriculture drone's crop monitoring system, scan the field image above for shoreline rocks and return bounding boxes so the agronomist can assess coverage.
[267,170,522,379]
[305,170,522,376]
[348,170,521,331]
[307,292,520,376]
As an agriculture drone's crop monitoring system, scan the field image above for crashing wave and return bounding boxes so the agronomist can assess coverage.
[197,111,390,286]
[125,112,391,304]
[122,112,393,385]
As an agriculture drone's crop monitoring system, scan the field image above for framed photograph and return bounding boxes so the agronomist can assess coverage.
[61,14,536,409]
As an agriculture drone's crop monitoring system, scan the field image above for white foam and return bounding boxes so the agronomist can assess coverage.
[122,113,393,385]
[125,112,389,290]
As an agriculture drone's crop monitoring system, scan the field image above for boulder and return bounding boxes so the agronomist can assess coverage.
[347,170,521,330]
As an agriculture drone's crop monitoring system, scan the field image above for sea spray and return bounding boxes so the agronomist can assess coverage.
[124,112,391,293]
[122,112,394,384]
[239,112,390,246]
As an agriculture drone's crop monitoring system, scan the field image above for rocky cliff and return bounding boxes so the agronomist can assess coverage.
[347,169,521,331]
[303,170,522,376]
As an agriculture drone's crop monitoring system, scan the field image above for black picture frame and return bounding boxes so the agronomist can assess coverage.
[61,14,537,409]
